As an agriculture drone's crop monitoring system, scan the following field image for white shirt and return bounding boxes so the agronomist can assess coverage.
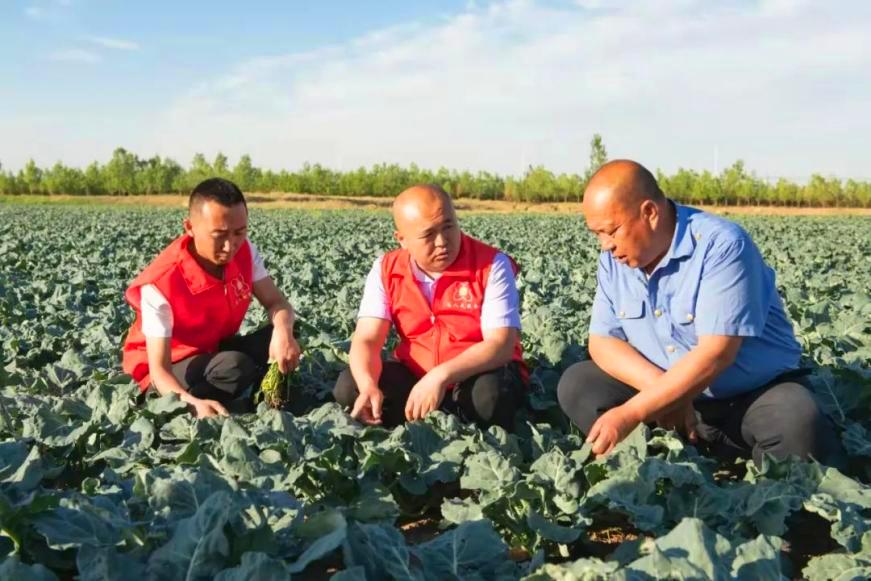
[357,253,521,330]
[140,241,268,338]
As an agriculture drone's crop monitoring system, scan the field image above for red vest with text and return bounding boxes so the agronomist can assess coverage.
[122,235,254,391]
[381,234,527,383]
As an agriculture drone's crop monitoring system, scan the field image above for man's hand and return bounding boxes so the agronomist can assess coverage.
[350,386,384,425]
[656,402,698,443]
[269,326,301,374]
[189,397,229,419]
[587,405,641,456]
[405,369,450,422]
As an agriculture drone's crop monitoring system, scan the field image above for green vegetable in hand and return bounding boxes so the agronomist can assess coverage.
[258,361,290,409]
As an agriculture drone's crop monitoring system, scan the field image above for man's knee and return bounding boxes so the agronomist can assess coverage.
[205,351,257,394]
[746,382,839,463]
[557,360,605,432]
[333,367,358,407]
[465,369,519,429]
[469,373,502,416]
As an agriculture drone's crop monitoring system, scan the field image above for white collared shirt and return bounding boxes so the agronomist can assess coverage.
[357,253,521,330]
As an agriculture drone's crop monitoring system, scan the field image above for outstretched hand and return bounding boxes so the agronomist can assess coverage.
[586,405,641,456]
[350,386,384,425]
[405,370,449,422]
[190,397,229,419]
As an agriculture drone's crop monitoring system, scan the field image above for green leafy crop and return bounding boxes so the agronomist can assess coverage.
[0,206,868,579]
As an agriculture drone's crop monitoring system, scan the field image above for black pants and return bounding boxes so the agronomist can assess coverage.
[557,359,846,468]
[162,325,272,407]
[333,360,526,430]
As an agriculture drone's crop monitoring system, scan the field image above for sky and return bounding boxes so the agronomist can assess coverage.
[1,0,870,180]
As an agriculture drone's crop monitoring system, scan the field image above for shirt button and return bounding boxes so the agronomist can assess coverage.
[619,310,626,318]
[686,313,694,322]
[694,232,702,241]
[666,345,676,353]
[654,309,662,317]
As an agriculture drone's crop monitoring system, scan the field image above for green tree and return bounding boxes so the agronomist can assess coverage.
[83,162,104,195]
[103,148,139,194]
[581,133,608,200]
[233,154,260,192]
[213,152,230,178]
[19,159,43,194]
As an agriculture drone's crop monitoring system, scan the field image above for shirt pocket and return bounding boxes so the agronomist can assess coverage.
[616,298,650,345]
[616,299,645,321]
[669,295,699,344]
[670,294,698,326]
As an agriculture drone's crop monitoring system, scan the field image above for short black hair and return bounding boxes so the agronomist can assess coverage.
[188,178,247,213]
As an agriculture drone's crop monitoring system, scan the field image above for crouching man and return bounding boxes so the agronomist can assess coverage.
[122,178,300,417]
[558,160,844,467]
[334,184,527,430]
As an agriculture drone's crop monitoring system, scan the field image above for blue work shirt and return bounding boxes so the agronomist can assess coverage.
[589,202,801,399]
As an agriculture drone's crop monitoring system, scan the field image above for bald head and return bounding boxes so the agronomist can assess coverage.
[392,184,462,274]
[582,160,675,273]
[583,160,664,216]
[392,184,454,229]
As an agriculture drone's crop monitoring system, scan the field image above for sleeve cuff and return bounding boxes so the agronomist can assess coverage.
[481,315,521,331]
[589,325,627,341]
[696,323,764,337]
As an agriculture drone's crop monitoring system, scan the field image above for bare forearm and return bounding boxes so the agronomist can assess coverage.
[149,366,196,403]
[435,336,514,385]
[269,301,295,332]
[623,346,735,422]
[588,335,664,392]
[349,339,383,392]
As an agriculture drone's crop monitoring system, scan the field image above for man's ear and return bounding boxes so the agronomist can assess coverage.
[393,230,406,249]
[641,200,659,225]
[183,217,194,237]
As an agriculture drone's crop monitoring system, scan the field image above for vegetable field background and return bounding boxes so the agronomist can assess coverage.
[0,205,869,580]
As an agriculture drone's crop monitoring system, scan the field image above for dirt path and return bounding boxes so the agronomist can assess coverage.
[2,192,869,216]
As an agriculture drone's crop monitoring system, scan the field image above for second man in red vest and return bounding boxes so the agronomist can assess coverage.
[122,178,300,418]
[333,184,527,429]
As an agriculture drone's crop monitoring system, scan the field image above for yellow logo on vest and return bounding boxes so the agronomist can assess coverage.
[447,282,480,310]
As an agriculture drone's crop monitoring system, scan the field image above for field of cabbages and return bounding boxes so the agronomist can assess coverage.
[0,205,868,580]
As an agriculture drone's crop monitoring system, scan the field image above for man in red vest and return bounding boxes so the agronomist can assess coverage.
[333,184,527,429]
[122,178,300,418]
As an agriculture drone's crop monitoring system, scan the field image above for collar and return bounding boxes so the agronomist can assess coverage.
[657,200,696,266]
[409,258,436,284]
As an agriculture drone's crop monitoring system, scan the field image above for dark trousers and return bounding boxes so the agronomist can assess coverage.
[333,360,526,431]
[557,359,846,467]
[163,325,272,407]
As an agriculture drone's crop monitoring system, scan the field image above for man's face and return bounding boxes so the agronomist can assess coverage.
[584,199,661,270]
[184,201,249,268]
[395,200,462,274]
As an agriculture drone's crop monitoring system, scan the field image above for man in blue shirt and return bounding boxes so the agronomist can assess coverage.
[558,160,843,467]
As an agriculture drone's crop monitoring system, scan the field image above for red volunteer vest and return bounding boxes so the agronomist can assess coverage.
[381,234,527,382]
[122,235,254,391]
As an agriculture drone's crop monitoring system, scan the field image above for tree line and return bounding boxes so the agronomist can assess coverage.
[1,136,868,207]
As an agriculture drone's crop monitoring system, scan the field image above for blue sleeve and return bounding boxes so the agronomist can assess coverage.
[695,235,772,337]
[589,253,627,340]
[481,253,521,330]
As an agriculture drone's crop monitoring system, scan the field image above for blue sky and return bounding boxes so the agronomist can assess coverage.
[2,0,870,180]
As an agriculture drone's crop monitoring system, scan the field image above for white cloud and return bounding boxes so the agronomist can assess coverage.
[48,48,101,63]
[8,0,871,179]
[85,36,140,51]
